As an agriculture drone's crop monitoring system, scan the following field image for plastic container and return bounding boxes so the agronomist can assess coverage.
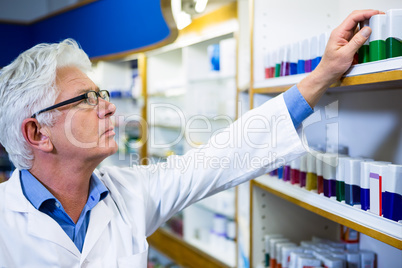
[358,20,370,63]
[382,164,402,221]
[296,256,321,268]
[310,35,320,71]
[360,250,376,268]
[323,154,337,198]
[369,162,390,216]
[276,48,284,77]
[361,161,389,211]
[283,164,291,182]
[336,157,349,202]
[323,257,344,268]
[264,234,284,267]
[299,154,308,188]
[297,39,309,74]
[278,166,284,179]
[281,245,302,268]
[208,43,220,71]
[270,237,289,268]
[306,152,318,191]
[346,252,360,268]
[281,44,291,77]
[386,9,402,58]
[290,42,299,75]
[289,252,313,268]
[316,152,324,194]
[270,168,278,177]
[276,242,296,268]
[360,161,372,211]
[344,158,364,206]
[317,32,328,67]
[264,52,271,79]
[369,14,387,62]
[290,157,301,185]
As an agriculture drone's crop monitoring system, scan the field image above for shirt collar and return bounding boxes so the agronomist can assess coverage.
[20,169,109,210]
[20,169,55,210]
[87,173,109,208]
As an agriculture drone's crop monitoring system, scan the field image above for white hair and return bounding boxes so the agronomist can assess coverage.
[0,39,92,170]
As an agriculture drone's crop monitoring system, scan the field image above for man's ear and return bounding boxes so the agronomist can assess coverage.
[21,118,54,153]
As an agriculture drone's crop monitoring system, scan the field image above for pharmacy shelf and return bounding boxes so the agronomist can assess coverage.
[188,74,236,84]
[148,149,181,159]
[252,67,402,94]
[148,228,230,268]
[145,28,236,59]
[144,3,239,266]
[252,175,402,249]
[186,237,236,267]
[249,1,402,267]
[194,190,236,220]
[335,69,402,92]
[253,73,309,94]
[147,87,186,98]
[149,123,182,130]
[344,57,402,77]
[193,203,235,220]
[148,152,169,159]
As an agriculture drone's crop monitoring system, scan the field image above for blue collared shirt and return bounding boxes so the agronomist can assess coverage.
[19,84,311,252]
[20,169,108,252]
[283,85,313,128]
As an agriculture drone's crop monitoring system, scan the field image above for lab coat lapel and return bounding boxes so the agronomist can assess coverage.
[5,170,81,258]
[5,170,29,212]
[81,200,113,261]
[27,207,81,258]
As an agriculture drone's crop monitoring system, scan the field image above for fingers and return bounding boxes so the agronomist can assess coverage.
[339,9,382,32]
[342,26,372,57]
[296,9,384,108]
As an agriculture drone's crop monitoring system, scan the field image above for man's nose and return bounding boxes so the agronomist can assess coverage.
[97,99,116,118]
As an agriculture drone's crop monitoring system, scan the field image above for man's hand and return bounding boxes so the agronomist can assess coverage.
[298,9,383,108]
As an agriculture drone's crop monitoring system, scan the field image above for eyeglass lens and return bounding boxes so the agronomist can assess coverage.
[87,91,110,105]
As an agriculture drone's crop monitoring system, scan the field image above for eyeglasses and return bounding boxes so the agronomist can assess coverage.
[31,90,110,118]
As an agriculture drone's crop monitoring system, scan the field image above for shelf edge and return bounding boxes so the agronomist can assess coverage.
[148,228,230,268]
[252,70,402,94]
[252,176,402,250]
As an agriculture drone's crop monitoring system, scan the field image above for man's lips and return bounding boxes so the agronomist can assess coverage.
[102,127,115,136]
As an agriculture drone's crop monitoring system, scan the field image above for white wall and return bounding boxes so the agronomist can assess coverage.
[360,234,402,267]
[304,89,402,164]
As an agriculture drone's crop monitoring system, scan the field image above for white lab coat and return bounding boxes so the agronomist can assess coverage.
[0,94,307,267]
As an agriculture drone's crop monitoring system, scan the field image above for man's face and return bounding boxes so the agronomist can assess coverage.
[48,66,118,163]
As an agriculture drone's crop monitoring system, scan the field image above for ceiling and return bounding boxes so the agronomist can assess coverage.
[0,0,82,22]
[0,0,236,23]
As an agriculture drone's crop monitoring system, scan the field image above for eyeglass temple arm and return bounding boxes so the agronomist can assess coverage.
[31,95,87,118]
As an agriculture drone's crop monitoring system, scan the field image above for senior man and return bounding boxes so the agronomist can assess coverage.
[0,10,380,267]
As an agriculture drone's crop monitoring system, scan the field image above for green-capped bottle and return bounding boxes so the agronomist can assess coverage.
[275,48,282,77]
[358,20,370,63]
[386,9,402,58]
[336,157,349,202]
[369,14,387,62]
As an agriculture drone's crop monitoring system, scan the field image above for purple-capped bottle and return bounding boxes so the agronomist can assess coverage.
[283,164,291,182]
[323,154,337,198]
[299,154,308,187]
